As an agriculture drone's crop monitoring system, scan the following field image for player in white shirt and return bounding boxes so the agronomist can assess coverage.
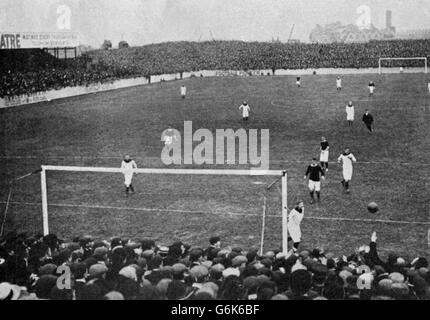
[337,148,357,193]
[336,76,342,91]
[239,101,250,121]
[428,82,430,93]
[368,81,375,96]
[162,128,177,146]
[121,155,137,194]
[346,101,355,126]
[287,200,304,252]
[180,85,186,99]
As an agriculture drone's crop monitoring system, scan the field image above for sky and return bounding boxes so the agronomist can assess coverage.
[1,0,430,47]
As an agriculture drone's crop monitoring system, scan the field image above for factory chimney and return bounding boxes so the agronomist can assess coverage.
[386,10,392,29]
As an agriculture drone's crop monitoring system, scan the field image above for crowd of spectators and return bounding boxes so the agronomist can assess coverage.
[1,231,429,300]
[0,50,139,98]
[1,39,430,98]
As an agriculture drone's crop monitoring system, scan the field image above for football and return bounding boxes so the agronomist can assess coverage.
[367,202,379,213]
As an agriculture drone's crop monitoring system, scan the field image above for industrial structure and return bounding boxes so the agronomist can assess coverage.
[309,10,396,43]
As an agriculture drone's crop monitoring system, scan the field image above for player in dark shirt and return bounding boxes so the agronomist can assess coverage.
[304,158,325,203]
[320,137,329,171]
[362,109,374,132]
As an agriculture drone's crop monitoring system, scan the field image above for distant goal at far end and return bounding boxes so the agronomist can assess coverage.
[378,57,428,74]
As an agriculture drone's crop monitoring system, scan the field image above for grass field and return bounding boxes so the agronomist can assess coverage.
[1,73,429,259]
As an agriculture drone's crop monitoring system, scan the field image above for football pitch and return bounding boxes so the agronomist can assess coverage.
[1,74,429,258]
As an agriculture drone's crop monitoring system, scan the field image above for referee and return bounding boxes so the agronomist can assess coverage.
[362,109,374,132]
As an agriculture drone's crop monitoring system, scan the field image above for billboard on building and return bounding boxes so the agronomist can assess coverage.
[0,32,79,49]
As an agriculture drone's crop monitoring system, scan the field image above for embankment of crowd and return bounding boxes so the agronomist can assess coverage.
[0,67,424,108]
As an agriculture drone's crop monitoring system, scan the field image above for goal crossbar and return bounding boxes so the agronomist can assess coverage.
[40,165,290,253]
[41,165,284,176]
[378,57,428,74]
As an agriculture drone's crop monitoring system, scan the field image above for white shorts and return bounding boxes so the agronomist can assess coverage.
[296,81,300,85]
[124,173,134,186]
[320,150,329,162]
[347,115,354,121]
[343,169,353,181]
[308,180,321,191]
[369,87,375,93]
[242,113,249,118]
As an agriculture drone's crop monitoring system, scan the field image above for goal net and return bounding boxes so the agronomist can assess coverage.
[23,166,289,253]
[378,57,428,74]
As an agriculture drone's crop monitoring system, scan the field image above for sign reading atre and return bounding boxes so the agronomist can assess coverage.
[0,32,79,49]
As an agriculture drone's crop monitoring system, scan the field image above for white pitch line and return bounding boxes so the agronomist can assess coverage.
[270,100,430,111]
[2,201,429,226]
[302,215,430,225]
[51,99,430,110]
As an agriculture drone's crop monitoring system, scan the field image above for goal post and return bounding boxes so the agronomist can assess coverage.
[40,165,290,253]
[378,57,428,74]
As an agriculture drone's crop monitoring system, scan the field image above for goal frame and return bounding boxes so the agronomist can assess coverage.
[40,165,290,253]
[378,57,428,74]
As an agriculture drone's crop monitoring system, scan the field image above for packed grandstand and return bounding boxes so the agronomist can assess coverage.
[1,39,430,301]
[1,39,430,98]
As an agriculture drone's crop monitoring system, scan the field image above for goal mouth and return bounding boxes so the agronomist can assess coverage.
[34,166,289,253]
[378,57,428,74]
